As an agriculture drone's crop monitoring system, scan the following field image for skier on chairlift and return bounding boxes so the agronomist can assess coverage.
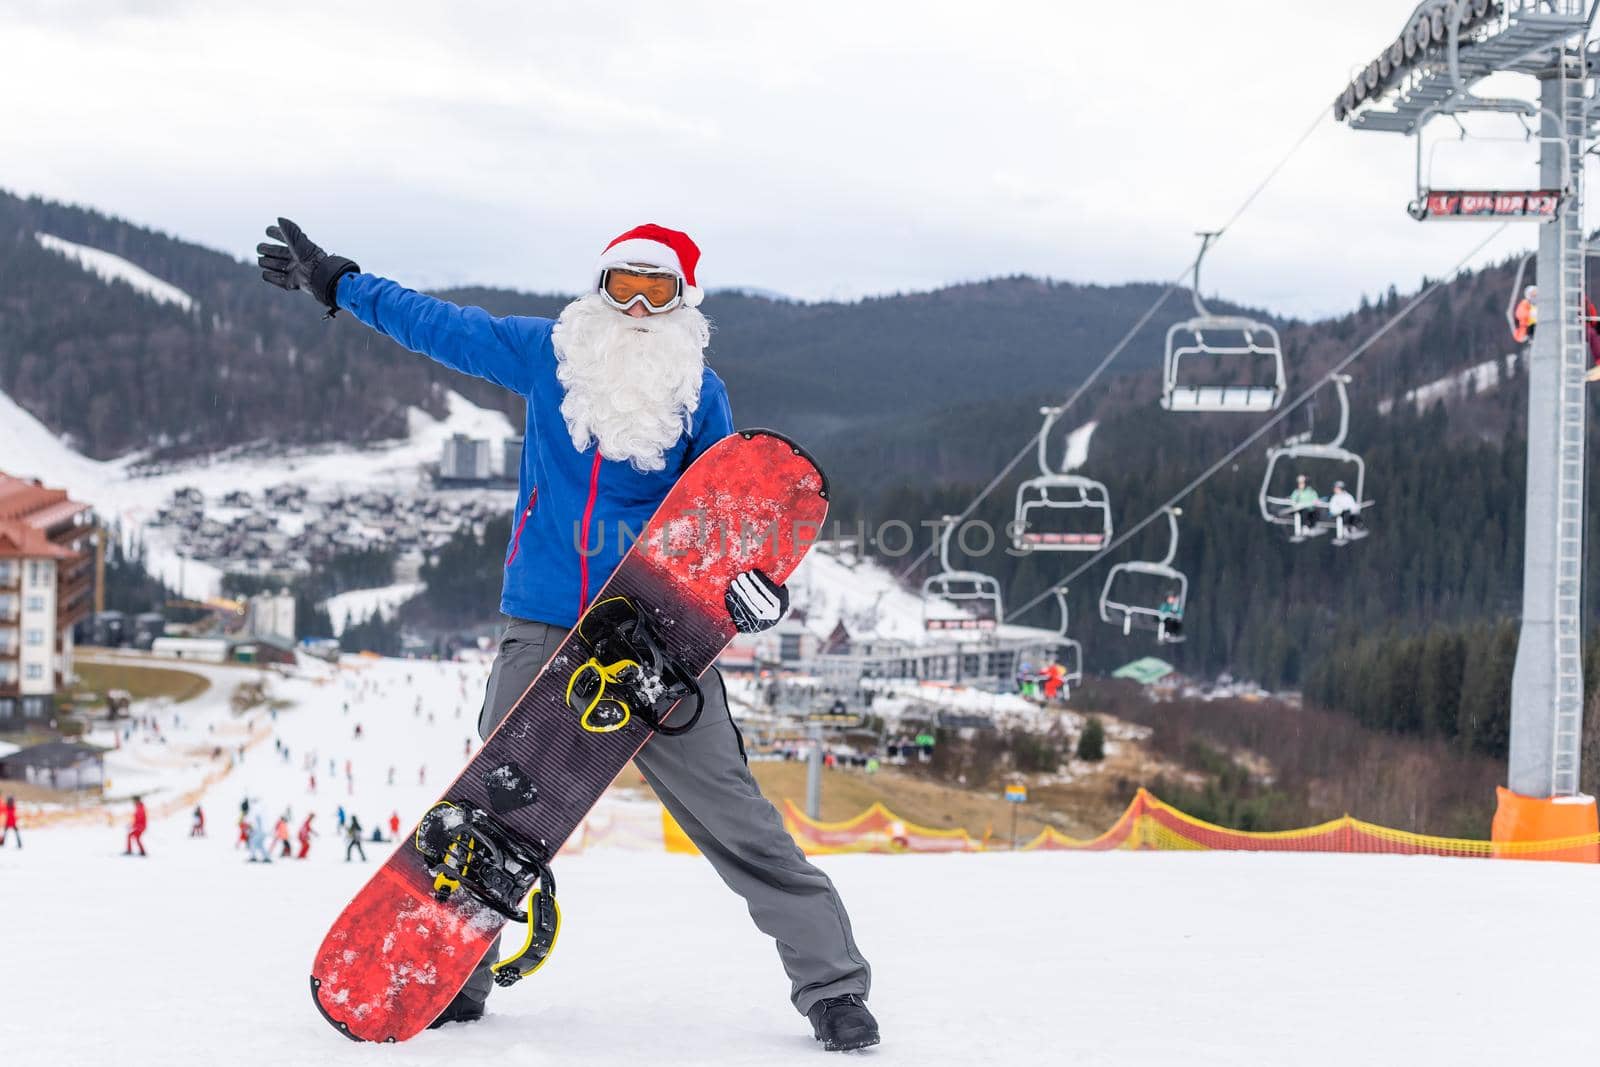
[1287,474,1319,517]
[1326,480,1362,533]
[1513,285,1537,344]
[256,218,877,1050]
[1158,593,1184,638]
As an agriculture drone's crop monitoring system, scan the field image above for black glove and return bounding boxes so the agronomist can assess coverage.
[726,569,789,634]
[256,217,360,316]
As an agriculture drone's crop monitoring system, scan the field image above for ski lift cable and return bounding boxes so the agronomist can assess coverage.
[894,105,1330,582]
[1006,222,1512,624]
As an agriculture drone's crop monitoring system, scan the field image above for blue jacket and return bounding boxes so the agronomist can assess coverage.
[336,274,735,628]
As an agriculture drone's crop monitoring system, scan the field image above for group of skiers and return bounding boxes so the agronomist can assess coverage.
[234,797,404,863]
[1279,474,1363,536]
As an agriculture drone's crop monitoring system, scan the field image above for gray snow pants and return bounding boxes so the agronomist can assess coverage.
[460,617,871,1015]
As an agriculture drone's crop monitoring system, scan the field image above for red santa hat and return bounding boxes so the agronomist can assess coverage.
[594,223,704,308]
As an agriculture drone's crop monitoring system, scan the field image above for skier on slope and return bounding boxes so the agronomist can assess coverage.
[3,795,20,848]
[246,814,273,864]
[298,813,318,859]
[124,796,148,856]
[345,815,367,863]
[258,219,878,1052]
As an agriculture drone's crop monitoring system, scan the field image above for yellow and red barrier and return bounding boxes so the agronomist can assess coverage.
[780,800,979,854]
[779,788,1600,863]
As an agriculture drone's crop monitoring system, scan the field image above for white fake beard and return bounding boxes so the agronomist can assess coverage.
[552,293,711,472]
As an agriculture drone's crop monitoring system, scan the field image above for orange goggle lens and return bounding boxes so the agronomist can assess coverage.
[602,269,681,311]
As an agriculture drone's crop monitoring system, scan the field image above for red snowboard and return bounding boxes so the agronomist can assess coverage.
[309,429,828,1042]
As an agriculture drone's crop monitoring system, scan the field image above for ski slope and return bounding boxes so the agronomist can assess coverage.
[36,231,197,311]
[324,582,427,635]
[1378,353,1519,415]
[5,653,1596,1065]
[788,542,1059,645]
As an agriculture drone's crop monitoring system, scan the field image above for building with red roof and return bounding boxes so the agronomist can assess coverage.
[0,473,96,724]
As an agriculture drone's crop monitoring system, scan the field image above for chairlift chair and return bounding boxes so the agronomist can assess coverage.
[921,516,1004,633]
[1258,375,1374,546]
[1406,105,1568,222]
[1098,508,1189,644]
[1011,407,1114,552]
[1162,233,1287,414]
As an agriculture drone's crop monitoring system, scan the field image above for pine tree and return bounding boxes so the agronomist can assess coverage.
[1076,717,1106,762]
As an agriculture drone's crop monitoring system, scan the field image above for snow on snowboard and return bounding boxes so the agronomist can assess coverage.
[309,429,828,1042]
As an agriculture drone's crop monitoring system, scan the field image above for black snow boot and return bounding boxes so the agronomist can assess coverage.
[427,991,485,1029]
[806,994,880,1052]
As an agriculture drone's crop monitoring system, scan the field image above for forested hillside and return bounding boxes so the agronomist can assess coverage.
[0,189,1244,476]
[868,253,1586,721]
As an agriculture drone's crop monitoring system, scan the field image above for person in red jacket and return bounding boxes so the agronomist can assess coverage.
[125,796,148,856]
[3,795,20,848]
[1512,285,1537,344]
[297,813,317,859]
[388,811,401,840]
[1041,662,1067,703]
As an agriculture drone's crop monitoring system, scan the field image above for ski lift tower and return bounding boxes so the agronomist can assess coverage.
[1337,0,1600,846]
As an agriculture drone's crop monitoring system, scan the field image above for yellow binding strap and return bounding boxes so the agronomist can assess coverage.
[566,657,639,733]
[490,890,561,986]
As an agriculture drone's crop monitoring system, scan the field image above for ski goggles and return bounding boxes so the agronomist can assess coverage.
[598,267,684,314]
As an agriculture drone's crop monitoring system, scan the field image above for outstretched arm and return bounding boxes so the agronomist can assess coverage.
[336,273,548,396]
[258,217,546,396]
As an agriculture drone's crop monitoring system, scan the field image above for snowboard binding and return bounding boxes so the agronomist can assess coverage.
[564,596,704,737]
[413,802,560,987]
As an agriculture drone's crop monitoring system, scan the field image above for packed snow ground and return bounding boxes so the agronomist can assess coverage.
[5,654,1597,1064]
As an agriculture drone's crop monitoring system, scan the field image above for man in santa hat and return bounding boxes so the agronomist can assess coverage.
[257,219,877,1052]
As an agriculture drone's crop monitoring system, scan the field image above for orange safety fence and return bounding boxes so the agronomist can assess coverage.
[780,799,980,854]
[782,788,1600,863]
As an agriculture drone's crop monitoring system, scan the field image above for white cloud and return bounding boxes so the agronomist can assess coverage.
[0,0,1572,315]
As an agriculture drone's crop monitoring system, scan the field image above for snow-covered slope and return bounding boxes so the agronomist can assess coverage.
[11,654,1595,1066]
[36,231,196,311]
[1062,419,1097,471]
[1378,354,1519,415]
[788,542,1057,644]
[0,383,514,601]
[325,582,426,634]
[0,379,119,497]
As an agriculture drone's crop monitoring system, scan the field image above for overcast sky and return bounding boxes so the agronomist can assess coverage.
[1,0,1579,318]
